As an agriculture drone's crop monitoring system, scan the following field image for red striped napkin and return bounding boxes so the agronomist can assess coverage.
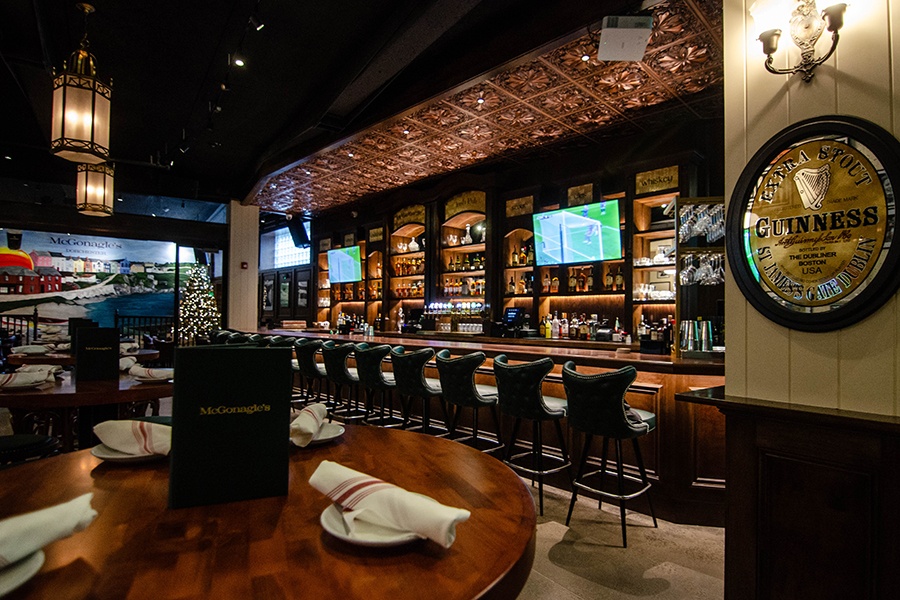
[0,371,53,388]
[93,420,171,456]
[309,460,470,548]
[289,403,328,447]
[128,365,174,380]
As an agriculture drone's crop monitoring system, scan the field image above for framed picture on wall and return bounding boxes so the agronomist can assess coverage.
[261,273,275,314]
[294,269,309,316]
[278,271,293,316]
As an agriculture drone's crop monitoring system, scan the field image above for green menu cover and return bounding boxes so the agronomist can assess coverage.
[169,345,292,508]
[74,327,119,382]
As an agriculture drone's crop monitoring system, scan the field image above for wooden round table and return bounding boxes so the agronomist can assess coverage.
[6,349,160,367]
[0,425,536,600]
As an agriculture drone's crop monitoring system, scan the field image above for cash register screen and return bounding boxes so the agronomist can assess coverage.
[503,307,524,326]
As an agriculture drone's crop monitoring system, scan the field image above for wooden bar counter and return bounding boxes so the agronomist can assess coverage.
[274,329,726,526]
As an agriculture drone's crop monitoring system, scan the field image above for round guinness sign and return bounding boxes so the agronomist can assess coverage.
[727,116,900,331]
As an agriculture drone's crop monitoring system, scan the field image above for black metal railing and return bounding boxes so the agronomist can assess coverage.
[0,306,39,345]
[114,310,176,343]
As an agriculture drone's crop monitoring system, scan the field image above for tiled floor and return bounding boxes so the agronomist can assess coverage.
[519,484,724,600]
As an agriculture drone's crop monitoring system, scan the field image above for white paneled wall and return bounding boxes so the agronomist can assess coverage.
[227,201,260,332]
[724,0,899,415]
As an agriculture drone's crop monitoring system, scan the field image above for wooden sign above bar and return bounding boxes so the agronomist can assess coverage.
[368,227,383,243]
[567,183,593,207]
[393,204,426,230]
[446,191,486,219]
[506,196,533,218]
[636,165,679,195]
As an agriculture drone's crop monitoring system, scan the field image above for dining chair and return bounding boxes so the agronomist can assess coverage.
[321,341,368,422]
[389,346,448,435]
[354,344,403,427]
[493,353,570,516]
[0,434,60,469]
[435,350,503,453]
[561,362,657,547]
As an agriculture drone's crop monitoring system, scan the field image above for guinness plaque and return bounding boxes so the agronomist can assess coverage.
[727,116,900,331]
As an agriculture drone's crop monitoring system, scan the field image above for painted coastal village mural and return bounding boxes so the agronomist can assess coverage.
[0,229,193,327]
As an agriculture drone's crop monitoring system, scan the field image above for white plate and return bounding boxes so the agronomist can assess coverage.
[320,504,423,547]
[307,423,345,446]
[132,376,172,383]
[90,443,166,463]
[0,550,45,597]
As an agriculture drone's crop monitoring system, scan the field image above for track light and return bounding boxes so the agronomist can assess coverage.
[249,14,264,31]
[229,53,245,67]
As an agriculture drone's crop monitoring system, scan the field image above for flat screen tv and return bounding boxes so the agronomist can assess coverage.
[532,200,622,266]
[327,246,363,283]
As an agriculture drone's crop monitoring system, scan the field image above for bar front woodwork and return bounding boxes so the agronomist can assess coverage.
[277,329,726,526]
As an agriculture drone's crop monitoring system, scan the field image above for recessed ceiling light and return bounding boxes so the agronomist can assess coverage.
[117,197,123,202]
[151,213,157,217]
[581,53,591,61]
[164,208,170,213]
[347,152,354,158]
[3,155,11,160]
[270,183,277,189]
[476,97,485,104]
[402,129,410,135]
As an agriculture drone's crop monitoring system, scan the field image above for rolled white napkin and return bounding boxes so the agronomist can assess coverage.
[15,364,63,377]
[119,342,139,355]
[55,342,71,351]
[12,345,50,355]
[119,356,138,371]
[0,371,54,388]
[289,403,328,447]
[0,493,97,568]
[128,365,173,380]
[309,460,470,548]
[93,420,171,456]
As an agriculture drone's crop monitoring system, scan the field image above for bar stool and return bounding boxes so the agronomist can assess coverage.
[294,338,328,402]
[0,434,60,468]
[561,362,657,547]
[492,354,570,516]
[389,346,448,435]
[322,341,368,422]
[355,344,403,427]
[435,350,503,453]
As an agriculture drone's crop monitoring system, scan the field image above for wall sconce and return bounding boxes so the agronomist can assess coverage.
[749,0,848,82]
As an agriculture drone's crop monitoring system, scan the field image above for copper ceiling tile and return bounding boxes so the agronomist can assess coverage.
[424,134,464,154]
[424,155,463,172]
[356,132,402,153]
[583,64,650,99]
[672,68,724,95]
[491,61,562,99]
[690,0,724,34]
[396,145,434,164]
[559,105,618,131]
[644,37,715,76]
[520,122,572,145]
[445,85,515,116]
[382,119,432,142]
[484,104,540,133]
[529,84,593,117]
[646,0,698,52]
[456,120,498,143]
[457,147,491,164]
[541,38,604,80]
[620,87,675,111]
[412,103,471,129]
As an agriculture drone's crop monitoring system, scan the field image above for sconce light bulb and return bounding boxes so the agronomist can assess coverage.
[759,28,782,56]
[822,3,847,32]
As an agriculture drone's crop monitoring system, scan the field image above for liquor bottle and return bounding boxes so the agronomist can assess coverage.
[525,274,533,294]
[638,314,648,339]
[448,257,455,272]
[550,277,559,293]
[519,246,527,266]
[568,269,577,293]
[526,242,534,266]
[579,314,589,340]
[455,256,462,272]
[551,312,560,339]
[542,272,551,293]
[539,316,547,337]
[461,254,469,271]
[517,276,526,295]
[560,313,569,338]
[605,269,614,291]
[508,277,516,295]
[472,254,480,270]
[569,314,580,339]
[577,268,586,292]
[615,267,624,291]
[586,267,593,292]
[511,247,519,267]
[461,278,469,296]
[417,258,425,274]
[545,315,552,339]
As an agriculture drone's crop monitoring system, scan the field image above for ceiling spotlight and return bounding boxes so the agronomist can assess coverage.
[402,129,410,135]
[347,152,354,158]
[117,196,123,202]
[229,53,245,67]
[3,155,11,160]
[581,53,591,61]
[220,81,231,92]
[249,14,264,31]
[476,97,485,104]
[151,213,157,217]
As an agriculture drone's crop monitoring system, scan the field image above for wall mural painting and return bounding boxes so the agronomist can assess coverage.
[0,229,193,327]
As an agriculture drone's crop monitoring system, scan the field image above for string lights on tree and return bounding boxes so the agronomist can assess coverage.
[179,264,221,345]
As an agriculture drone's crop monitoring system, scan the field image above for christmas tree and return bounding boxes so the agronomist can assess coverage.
[179,264,221,345]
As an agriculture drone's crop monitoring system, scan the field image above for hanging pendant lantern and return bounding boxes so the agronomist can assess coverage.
[50,3,111,164]
[75,162,114,216]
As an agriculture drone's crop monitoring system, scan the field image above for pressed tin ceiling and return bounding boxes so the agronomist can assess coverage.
[253,0,722,216]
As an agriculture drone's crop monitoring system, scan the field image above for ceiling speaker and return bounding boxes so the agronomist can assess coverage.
[597,16,653,62]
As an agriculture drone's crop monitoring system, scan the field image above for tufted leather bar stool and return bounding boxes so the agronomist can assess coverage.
[294,338,328,402]
[562,362,657,547]
[493,354,570,516]
[355,344,403,427]
[389,346,448,435]
[322,341,368,422]
[435,350,503,453]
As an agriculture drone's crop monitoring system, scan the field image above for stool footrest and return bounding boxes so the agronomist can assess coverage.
[574,470,651,501]
[505,450,571,476]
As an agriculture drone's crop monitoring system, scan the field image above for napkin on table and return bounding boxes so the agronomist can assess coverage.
[309,460,470,548]
[119,342,139,355]
[0,493,97,568]
[93,419,172,456]
[0,371,54,388]
[15,364,63,377]
[128,365,174,380]
[289,403,328,447]
[119,356,138,371]
[12,345,49,355]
